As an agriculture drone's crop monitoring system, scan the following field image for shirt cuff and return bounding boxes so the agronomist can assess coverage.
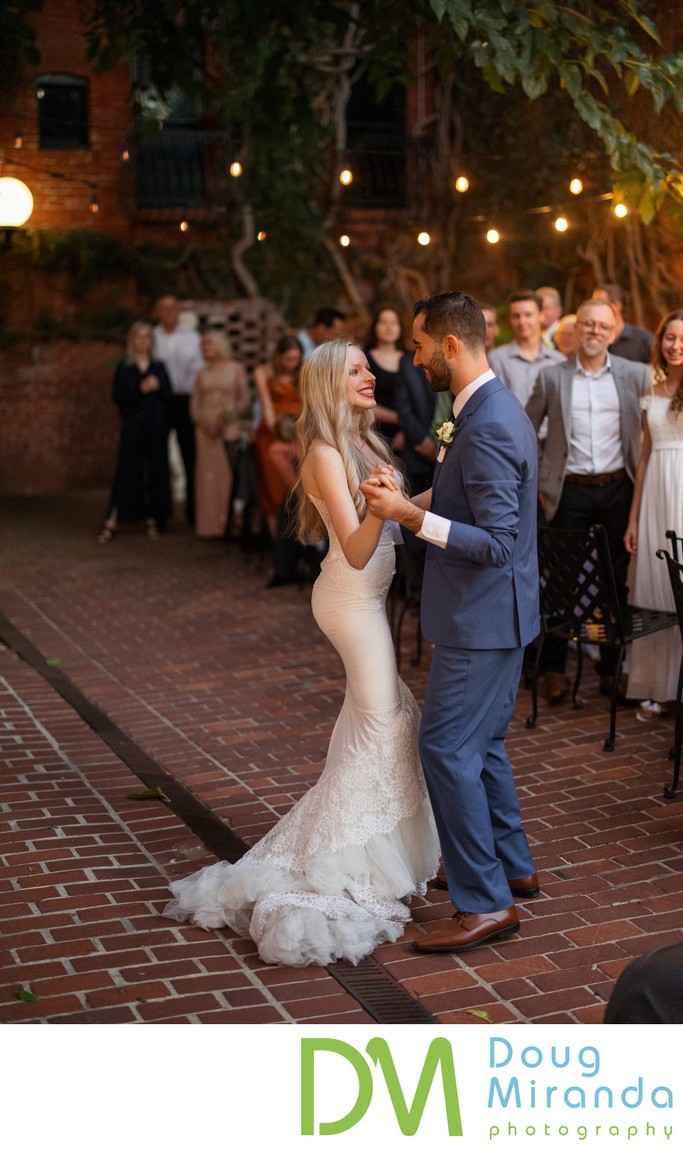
[417,510,450,549]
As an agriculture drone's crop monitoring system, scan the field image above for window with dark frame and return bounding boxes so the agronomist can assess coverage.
[37,75,89,150]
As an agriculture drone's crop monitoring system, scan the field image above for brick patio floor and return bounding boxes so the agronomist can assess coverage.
[1,491,681,1025]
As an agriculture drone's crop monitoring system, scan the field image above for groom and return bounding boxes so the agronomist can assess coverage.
[361,291,540,953]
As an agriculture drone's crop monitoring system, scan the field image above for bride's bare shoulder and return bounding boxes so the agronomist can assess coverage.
[301,441,345,497]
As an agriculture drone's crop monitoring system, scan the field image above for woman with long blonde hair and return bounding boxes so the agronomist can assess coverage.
[164,339,438,966]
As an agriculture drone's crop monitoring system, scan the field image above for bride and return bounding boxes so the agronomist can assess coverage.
[163,339,439,965]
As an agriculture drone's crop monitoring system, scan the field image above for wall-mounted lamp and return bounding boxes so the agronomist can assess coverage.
[0,176,34,248]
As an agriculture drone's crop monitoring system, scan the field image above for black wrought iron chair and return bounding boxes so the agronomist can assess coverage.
[656,546,683,798]
[527,524,678,751]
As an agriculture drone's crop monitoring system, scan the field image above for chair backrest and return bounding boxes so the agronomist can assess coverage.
[665,530,683,562]
[657,549,683,636]
[537,523,624,644]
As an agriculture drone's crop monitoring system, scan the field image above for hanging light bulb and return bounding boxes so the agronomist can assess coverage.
[417,231,431,246]
[554,216,568,232]
[89,193,99,215]
[179,219,189,232]
[339,234,350,247]
[229,161,243,178]
[569,178,583,195]
[486,228,500,244]
[454,175,469,193]
[614,202,628,218]
[339,168,353,186]
[257,230,267,242]
[121,147,130,162]
[14,129,23,150]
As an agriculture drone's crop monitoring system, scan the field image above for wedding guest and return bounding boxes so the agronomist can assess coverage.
[191,330,250,539]
[366,306,407,452]
[153,295,204,525]
[553,313,578,358]
[536,286,563,347]
[526,297,650,704]
[254,335,303,538]
[489,289,563,407]
[624,308,683,720]
[97,322,173,543]
[296,307,346,358]
[591,283,654,364]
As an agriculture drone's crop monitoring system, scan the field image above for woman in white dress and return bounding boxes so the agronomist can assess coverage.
[624,309,683,721]
[164,340,439,965]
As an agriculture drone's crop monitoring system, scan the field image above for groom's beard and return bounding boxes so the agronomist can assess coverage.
[425,348,452,392]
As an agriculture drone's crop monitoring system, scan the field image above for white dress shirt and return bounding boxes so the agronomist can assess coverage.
[566,356,625,475]
[153,326,204,396]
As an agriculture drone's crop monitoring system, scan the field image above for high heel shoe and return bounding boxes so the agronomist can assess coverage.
[97,523,117,544]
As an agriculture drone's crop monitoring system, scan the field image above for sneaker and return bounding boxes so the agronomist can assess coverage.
[636,701,671,722]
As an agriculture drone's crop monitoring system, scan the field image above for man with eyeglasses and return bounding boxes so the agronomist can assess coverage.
[591,283,654,365]
[525,298,650,704]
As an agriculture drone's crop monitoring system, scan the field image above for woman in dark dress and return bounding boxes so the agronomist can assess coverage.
[97,321,173,542]
[365,306,407,453]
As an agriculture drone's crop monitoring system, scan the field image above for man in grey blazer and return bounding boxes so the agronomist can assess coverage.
[525,297,650,702]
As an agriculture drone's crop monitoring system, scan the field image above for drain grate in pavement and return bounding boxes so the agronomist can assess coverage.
[328,958,438,1024]
[0,611,438,1025]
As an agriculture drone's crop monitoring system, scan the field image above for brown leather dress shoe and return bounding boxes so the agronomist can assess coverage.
[434,873,541,898]
[412,906,520,953]
[544,671,569,704]
[508,873,540,898]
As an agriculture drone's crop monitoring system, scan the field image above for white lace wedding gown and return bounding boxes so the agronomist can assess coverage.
[164,496,439,966]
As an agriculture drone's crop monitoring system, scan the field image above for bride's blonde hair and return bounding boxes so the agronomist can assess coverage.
[294,339,396,541]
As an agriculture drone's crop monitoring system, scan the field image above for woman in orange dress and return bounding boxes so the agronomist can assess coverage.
[190,330,250,538]
[253,335,303,537]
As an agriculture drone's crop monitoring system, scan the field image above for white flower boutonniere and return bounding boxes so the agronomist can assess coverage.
[434,419,459,462]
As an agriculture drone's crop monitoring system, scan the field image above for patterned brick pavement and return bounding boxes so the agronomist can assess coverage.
[1,492,681,1025]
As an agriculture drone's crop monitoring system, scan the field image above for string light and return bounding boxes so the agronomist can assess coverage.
[486,228,500,244]
[339,234,350,247]
[121,147,130,162]
[455,175,469,193]
[179,219,189,232]
[257,230,267,241]
[229,161,243,177]
[554,216,568,232]
[417,231,430,246]
[339,168,353,186]
[89,193,99,215]
[14,129,23,150]
[614,202,628,218]
[569,178,583,195]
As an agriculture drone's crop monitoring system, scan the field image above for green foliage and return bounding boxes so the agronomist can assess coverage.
[432,0,683,208]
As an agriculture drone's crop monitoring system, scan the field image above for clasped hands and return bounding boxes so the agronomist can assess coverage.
[360,465,406,522]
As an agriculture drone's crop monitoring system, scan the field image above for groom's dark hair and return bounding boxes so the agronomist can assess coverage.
[414,291,486,351]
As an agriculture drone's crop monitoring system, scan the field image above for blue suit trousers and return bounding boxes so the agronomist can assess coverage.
[419,645,535,913]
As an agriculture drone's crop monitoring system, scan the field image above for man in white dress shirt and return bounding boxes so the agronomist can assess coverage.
[153,296,204,526]
[525,297,650,702]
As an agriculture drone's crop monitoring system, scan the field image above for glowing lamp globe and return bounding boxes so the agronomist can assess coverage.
[0,177,34,228]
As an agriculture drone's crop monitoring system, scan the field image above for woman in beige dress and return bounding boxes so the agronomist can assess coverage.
[190,331,250,538]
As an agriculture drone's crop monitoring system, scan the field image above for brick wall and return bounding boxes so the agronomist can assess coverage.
[0,339,121,493]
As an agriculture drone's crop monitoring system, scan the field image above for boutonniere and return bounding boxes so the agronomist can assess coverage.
[434,419,459,462]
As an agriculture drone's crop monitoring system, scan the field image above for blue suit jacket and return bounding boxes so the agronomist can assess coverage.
[412,376,540,649]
